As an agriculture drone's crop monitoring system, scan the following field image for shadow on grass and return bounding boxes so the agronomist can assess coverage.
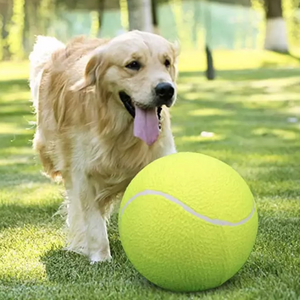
[0,166,49,189]
[39,217,147,287]
[39,238,239,297]
[0,79,29,92]
[0,132,34,147]
[0,201,62,230]
[0,110,32,118]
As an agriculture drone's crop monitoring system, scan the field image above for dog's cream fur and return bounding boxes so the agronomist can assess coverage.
[29,30,179,262]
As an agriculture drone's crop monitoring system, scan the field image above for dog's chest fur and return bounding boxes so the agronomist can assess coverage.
[70,128,168,187]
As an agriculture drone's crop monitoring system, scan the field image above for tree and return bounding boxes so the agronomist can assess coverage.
[7,0,25,59]
[127,0,153,32]
[89,0,105,37]
[97,0,105,36]
[264,0,289,53]
[151,0,159,34]
[0,0,13,59]
[204,0,215,80]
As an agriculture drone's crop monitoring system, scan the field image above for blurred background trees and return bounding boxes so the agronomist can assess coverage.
[0,0,300,61]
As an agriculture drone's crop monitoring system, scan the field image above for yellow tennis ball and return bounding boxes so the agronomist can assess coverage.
[119,152,258,292]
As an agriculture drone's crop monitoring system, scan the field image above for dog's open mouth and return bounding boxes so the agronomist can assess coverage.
[119,91,162,146]
[119,92,162,121]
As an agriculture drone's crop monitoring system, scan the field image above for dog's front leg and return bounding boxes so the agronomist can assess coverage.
[68,175,112,263]
[84,201,111,264]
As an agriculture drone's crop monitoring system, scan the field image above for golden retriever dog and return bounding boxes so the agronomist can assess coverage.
[29,30,179,263]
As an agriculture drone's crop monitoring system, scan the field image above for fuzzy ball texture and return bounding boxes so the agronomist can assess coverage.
[119,152,258,292]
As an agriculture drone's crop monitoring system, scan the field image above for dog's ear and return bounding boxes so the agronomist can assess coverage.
[71,49,106,91]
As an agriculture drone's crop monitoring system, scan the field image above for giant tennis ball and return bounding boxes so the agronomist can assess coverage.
[119,152,258,292]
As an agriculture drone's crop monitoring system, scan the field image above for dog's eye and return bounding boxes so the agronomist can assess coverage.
[164,59,171,68]
[126,61,141,71]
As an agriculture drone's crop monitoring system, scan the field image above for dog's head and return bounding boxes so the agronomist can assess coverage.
[74,30,179,146]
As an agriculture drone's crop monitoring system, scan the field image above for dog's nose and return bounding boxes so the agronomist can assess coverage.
[155,82,174,106]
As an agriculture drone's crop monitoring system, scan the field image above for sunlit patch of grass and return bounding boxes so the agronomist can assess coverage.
[178,133,226,143]
[189,108,234,117]
[0,146,35,157]
[1,91,31,103]
[0,61,29,81]
[0,183,62,205]
[0,122,33,134]
[178,50,300,72]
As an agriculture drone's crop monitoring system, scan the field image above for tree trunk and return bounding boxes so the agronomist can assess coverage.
[264,0,288,53]
[127,0,153,32]
[205,45,215,80]
[205,1,215,80]
[23,0,30,54]
[151,0,159,34]
[97,0,105,36]
[0,0,13,59]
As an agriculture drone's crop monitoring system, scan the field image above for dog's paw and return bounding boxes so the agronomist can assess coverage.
[89,249,112,264]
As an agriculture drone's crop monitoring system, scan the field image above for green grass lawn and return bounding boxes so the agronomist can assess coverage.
[0,52,300,299]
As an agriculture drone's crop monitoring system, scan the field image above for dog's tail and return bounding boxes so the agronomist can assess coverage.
[29,36,65,108]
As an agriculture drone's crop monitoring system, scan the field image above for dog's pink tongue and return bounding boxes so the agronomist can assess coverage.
[134,107,159,145]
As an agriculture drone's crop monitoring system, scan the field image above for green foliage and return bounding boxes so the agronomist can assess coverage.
[120,0,129,30]
[0,56,300,299]
[283,0,300,52]
[38,0,56,35]
[250,0,265,49]
[7,0,25,60]
[90,11,100,37]
[0,15,3,61]
[170,0,194,48]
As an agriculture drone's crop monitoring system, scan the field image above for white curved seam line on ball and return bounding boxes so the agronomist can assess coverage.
[120,190,255,226]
